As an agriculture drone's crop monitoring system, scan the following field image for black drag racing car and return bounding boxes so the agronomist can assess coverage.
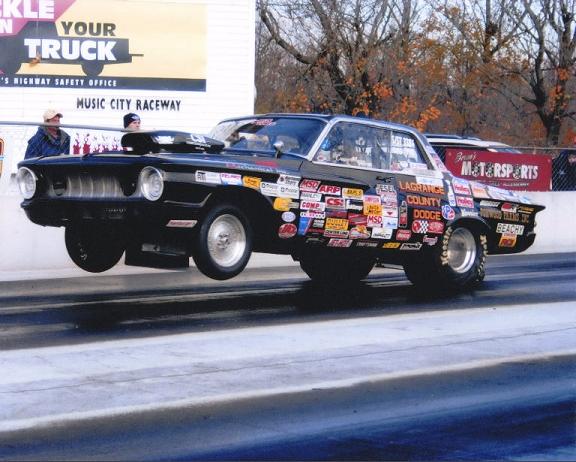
[17,114,545,291]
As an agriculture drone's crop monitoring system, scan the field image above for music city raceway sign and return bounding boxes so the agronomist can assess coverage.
[0,0,206,91]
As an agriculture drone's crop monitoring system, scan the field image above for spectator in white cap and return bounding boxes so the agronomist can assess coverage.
[24,109,71,159]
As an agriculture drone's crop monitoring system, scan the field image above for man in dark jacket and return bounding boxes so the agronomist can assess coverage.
[552,136,576,191]
[24,109,71,159]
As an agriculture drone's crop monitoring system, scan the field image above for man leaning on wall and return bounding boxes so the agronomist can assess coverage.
[24,109,71,159]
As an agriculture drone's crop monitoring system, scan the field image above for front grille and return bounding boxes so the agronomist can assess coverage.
[47,173,130,199]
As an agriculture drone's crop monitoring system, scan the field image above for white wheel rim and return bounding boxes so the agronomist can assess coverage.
[446,228,477,273]
[207,214,246,268]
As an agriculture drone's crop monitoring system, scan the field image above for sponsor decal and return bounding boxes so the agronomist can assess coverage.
[452,178,471,195]
[416,176,444,187]
[313,218,325,228]
[278,174,301,186]
[260,182,280,197]
[398,180,445,195]
[400,242,423,251]
[300,192,322,202]
[356,241,379,248]
[471,182,490,198]
[460,210,479,217]
[496,223,525,235]
[220,173,242,185]
[518,206,535,214]
[372,228,393,239]
[382,217,399,229]
[326,210,348,219]
[348,213,368,226]
[380,192,398,207]
[300,210,325,219]
[278,223,297,239]
[195,170,221,184]
[480,208,502,219]
[346,200,364,211]
[364,195,381,204]
[428,221,445,234]
[503,211,520,222]
[499,233,517,247]
[243,176,262,189]
[423,235,438,246]
[396,229,412,241]
[282,211,296,223]
[273,197,294,211]
[350,226,371,239]
[501,203,518,212]
[382,242,401,249]
[364,203,383,216]
[412,220,444,234]
[298,217,312,235]
[480,200,501,208]
[382,206,398,218]
[324,229,350,239]
[326,197,346,210]
[166,219,197,228]
[301,201,326,212]
[375,183,396,194]
[406,194,441,208]
[327,238,353,248]
[325,218,349,231]
[413,209,442,221]
[446,182,457,206]
[398,200,408,228]
[278,184,300,199]
[456,195,475,208]
[300,179,321,192]
[305,237,324,244]
[412,220,429,234]
[367,214,383,228]
[442,204,455,220]
[342,188,364,199]
[318,184,342,195]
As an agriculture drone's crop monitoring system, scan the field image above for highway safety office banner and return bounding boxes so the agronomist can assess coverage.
[0,0,206,91]
[445,149,552,191]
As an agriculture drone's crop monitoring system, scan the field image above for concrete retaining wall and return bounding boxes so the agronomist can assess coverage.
[0,187,573,276]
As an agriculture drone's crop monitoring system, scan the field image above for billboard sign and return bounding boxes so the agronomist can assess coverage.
[0,0,206,91]
[445,148,552,191]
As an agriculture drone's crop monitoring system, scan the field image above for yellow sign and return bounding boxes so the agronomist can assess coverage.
[382,242,401,249]
[243,176,261,189]
[342,188,363,199]
[364,203,383,216]
[325,218,349,231]
[273,197,292,211]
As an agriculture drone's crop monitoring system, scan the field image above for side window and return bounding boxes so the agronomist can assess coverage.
[313,122,378,168]
[389,131,428,172]
[314,123,429,172]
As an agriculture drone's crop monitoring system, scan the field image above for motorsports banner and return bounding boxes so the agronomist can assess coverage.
[445,149,552,191]
[0,0,206,91]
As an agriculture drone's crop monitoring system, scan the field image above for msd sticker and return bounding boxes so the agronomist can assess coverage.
[299,179,321,192]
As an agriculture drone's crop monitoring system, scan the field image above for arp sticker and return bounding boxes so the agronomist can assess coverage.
[318,184,342,195]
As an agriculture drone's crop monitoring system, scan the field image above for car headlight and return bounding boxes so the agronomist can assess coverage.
[17,167,38,199]
[139,166,164,201]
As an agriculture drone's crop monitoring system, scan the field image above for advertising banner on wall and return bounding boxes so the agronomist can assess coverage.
[445,148,552,191]
[0,0,207,91]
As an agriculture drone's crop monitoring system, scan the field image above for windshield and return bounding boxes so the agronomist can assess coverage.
[209,117,326,157]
